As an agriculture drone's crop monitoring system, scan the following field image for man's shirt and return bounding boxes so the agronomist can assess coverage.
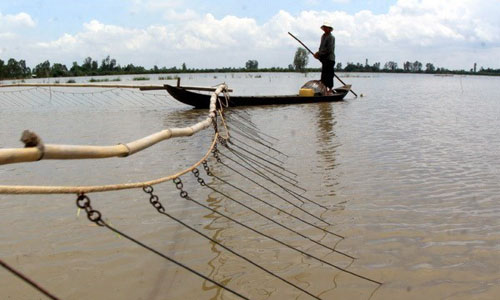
[318,33,335,62]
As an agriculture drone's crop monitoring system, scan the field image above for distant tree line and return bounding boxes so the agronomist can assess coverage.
[337,60,500,76]
[1,54,499,81]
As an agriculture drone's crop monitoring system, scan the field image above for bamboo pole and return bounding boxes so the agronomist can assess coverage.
[0,134,219,194]
[0,84,227,166]
[0,82,234,93]
[180,85,233,92]
[0,83,166,89]
[139,85,233,92]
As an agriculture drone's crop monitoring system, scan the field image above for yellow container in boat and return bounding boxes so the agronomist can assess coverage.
[299,88,314,97]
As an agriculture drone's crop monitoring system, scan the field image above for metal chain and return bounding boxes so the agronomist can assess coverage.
[211,115,218,134]
[173,177,188,198]
[217,135,228,146]
[211,145,222,163]
[202,160,213,176]
[191,168,206,186]
[143,185,165,213]
[76,194,104,226]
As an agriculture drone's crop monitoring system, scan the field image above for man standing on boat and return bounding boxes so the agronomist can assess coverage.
[314,22,335,94]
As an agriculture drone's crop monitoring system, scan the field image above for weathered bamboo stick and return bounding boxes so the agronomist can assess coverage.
[0,84,226,166]
[0,134,218,194]
[139,85,233,92]
[0,83,165,89]
[0,82,234,93]
[180,85,234,92]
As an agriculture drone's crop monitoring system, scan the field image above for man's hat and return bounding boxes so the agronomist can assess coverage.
[321,21,333,30]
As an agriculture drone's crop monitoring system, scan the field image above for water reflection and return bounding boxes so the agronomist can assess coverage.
[312,102,340,198]
[202,195,227,300]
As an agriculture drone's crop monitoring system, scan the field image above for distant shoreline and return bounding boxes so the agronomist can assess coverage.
[2,55,498,81]
[2,69,499,83]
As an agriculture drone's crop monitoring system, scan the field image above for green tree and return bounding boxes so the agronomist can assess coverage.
[70,61,83,76]
[335,62,343,71]
[99,55,117,74]
[6,58,24,78]
[80,56,99,75]
[0,59,5,79]
[293,48,308,71]
[50,63,68,77]
[412,61,423,72]
[19,60,31,77]
[403,61,411,71]
[33,60,51,78]
[91,60,98,73]
[81,57,92,72]
[384,61,398,71]
[425,63,435,73]
[182,62,187,71]
[245,60,258,70]
[344,63,357,72]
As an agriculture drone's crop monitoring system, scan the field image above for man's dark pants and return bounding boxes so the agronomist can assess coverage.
[320,60,335,89]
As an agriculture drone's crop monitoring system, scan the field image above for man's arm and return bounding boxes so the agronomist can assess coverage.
[316,35,333,59]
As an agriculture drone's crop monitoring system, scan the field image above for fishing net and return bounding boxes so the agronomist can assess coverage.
[301,80,328,96]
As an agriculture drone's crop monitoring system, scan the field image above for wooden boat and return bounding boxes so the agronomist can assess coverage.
[165,84,351,108]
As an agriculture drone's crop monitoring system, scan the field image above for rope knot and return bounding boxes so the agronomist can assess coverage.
[20,130,45,160]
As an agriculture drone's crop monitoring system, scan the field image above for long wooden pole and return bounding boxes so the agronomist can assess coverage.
[0,82,234,93]
[288,32,358,97]
[140,85,233,92]
[0,83,164,89]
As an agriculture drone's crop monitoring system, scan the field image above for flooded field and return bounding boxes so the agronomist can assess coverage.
[1,72,499,299]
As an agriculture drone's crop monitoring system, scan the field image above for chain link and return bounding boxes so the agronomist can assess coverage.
[76,194,104,226]
[202,160,213,176]
[173,177,189,198]
[211,116,218,133]
[191,168,206,186]
[143,185,165,213]
[211,146,222,163]
[217,135,228,147]
[142,185,154,194]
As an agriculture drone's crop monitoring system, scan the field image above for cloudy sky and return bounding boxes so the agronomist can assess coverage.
[0,0,498,70]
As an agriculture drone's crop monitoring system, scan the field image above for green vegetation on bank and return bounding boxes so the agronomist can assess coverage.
[88,77,121,82]
[132,76,150,81]
[0,54,499,81]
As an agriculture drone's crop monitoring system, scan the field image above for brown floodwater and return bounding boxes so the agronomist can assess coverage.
[1,73,499,299]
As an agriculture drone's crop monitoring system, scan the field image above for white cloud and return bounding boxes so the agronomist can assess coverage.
[14,0,500,69]
[0,12,36,59]
[0,32,16,39]
[163,9,198,22]
[37,20,159,54]
[129,0,185,15]
[0,12,36,28]
[131,0,184,10]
